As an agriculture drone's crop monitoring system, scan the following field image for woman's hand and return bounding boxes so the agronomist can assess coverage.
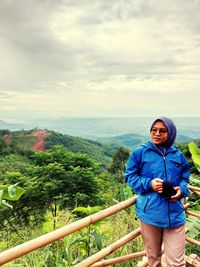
[152,178,163,193]
[170,187,182,202]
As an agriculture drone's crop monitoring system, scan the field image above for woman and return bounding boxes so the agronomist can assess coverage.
[125,117,190,267]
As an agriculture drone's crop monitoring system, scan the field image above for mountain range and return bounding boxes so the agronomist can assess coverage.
[1,117,200,139]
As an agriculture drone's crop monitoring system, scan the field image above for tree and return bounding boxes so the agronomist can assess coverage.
[108,147,130,184]
[1,146,101,228]
[0,136,10,155]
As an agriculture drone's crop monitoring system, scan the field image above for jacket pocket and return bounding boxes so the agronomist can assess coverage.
[136,195,150,212]
[170,199,184,214]
[168,159,182,180]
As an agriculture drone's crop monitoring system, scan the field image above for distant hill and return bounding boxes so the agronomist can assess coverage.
[97,133,147,150]
[0,120,25,130]
[176,135,192,143]
[26,117,200,139]
[97,133,193,150]
[44,132,117,167]
[0,129,118,168]
[0,127,195,167]
[1,117,200,139]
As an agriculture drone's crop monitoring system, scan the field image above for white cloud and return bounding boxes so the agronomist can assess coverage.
[0,0,200,121]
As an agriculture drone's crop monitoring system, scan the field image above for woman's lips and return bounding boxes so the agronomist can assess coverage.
[153,138,161,141]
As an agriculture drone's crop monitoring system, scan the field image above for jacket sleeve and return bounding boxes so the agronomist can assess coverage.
[179,153,190,197]
[124,148,153,195]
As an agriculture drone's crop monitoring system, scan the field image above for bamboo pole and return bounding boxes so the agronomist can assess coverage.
[188,185,200,192]
[75,228,141,267]
[91,251,146,267]
[191,190,200,197]
[186,210,200,218]
[184,255,200,267]
[185,236,200,247]
[0,196,137,265]
[188,185,200,197]
[85,205,194,267]
[184,203,190,209]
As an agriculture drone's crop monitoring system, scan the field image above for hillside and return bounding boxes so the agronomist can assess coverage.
[96,133,147,150]
[31,130,50,151]
[1,117,200,139]
[0,129,195,167]
[44,132,117,167]
[97,133,193,150]
[0,129,117,167]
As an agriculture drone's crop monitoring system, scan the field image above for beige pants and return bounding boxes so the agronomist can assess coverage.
[140,221,186,267]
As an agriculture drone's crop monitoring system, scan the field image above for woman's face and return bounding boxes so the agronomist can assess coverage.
[150,121,168,145]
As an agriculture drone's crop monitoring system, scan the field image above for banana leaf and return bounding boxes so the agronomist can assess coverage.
[188,142,200,172]
[0,183,24,207]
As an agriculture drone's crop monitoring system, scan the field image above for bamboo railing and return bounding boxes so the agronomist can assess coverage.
[76,186,200,267]
[76,228,141,267]
[0,186,199,266]
[91,251,146,267]
[188,185,200,197]
[0,196,137,265]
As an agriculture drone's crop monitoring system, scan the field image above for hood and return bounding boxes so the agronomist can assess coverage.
[150,117,177,147]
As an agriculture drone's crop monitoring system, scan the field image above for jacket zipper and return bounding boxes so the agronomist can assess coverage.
[163,155,171,228]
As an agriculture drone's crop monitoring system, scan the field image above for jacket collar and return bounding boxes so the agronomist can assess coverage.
[142,141,177,154]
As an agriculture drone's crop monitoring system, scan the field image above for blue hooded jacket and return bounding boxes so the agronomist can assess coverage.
[125,118,190,228]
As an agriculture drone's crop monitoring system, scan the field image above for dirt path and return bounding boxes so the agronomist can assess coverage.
[31,130,50,151]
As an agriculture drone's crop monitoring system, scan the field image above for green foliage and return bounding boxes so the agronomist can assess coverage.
[0,171,43,228]
[185,144,200,251]
[45,132,116,168]
[0,154,32,176]
[186,216,200,256]
[188,141,200,172]
[176,142,199,174]
[0,183,24,208]
[96,171,117,206]
[69,227,104,260]
[108,146,130,184]
[99,133,193,151]
[9,134,37,156]
[120,185,134,201]
[0,146,102,228]
[0,129,10,135]
[187,216,200,239]
[66,206,105,263]
[0,183,24,202]
[72,206,102,218]
[0,136,10,155]
[187,175,200,212]
[97,133,147,150]
[0,129,199,266]
[30,145,101,208]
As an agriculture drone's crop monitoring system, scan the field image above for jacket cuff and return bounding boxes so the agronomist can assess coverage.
[148,179,153,191]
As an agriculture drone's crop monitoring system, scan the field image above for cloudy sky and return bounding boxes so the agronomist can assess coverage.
[0,0,200,122]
